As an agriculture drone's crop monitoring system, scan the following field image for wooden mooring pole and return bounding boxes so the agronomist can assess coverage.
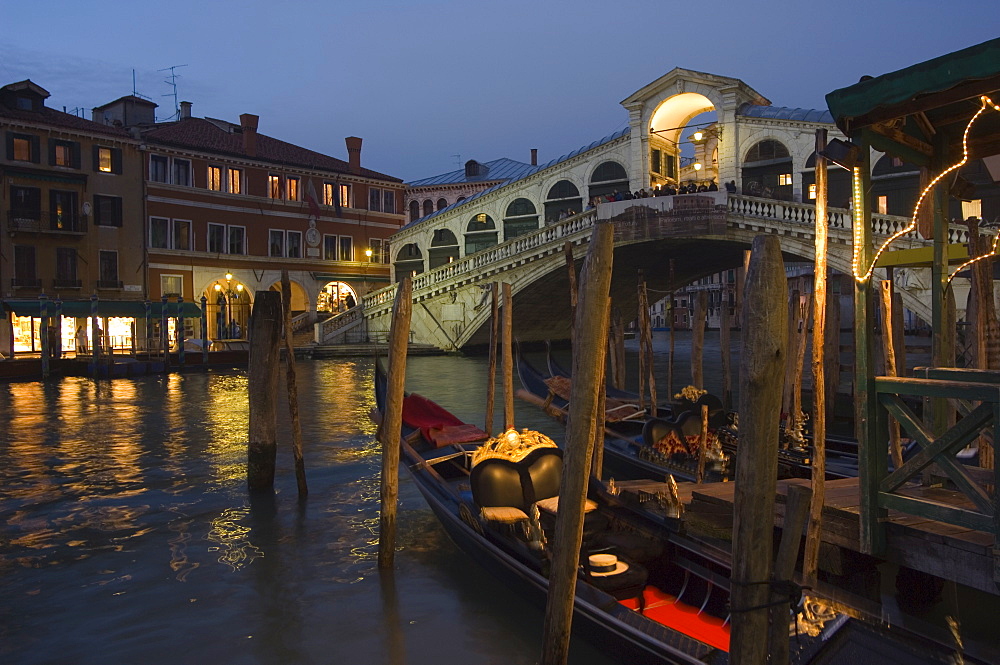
[804,128,828,585]
[540,221,614,665]
[668,259,676,400]
[879,280,905,470]
[248,290,283,491]
[731,234,787,665]
[281,270,308,498]
[502,282,515,430]
[767,484,812,662]
[720,298,732,411]
[485,283,499,437]
[637,271,656,416]
[378,276,413,570]
[692,290,707,389]
[564,240,578,348]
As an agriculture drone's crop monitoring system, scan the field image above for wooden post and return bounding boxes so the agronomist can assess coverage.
[502,282,515,430]
[378,276,413,569]
[485,283,499,437]
[781,290,801,432]
[720,299,732,411]
[200,295,209,366]
[691,290,707,389]
[177,297,186,368]
[879,280,904,470]
[637,271,649,411]
[540,221,614,665]
[608,306,626,391]
[731,234,787,665]
[248,290,283,491]
[767,484,812,663]
[824,282,841,417]
[804,129,828,585]
[40,296,50,379]
[593,300,610,481]
[564,240,577,348]
[790,292,811,445]
[966,218,997,469]
[696,404,709,484]
[281,270,308,498]
[668,259,676,401]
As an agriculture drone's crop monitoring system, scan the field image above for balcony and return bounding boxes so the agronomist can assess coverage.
[53,278,82,289]
[96,279,123,290]
[7,210,88,235]
[11,277,41,289]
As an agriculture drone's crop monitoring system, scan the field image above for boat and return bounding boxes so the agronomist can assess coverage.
[372,360,972,664]
[517,350,860,482]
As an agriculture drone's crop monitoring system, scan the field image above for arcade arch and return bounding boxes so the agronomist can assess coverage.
[429,228,460,268]
[465,213,497,255]
[394,243,424,279]
[588,161,629,200]
[544,180,582,223]
[316,280,357,313]
[742,139,793,199]
[503,198,539,241]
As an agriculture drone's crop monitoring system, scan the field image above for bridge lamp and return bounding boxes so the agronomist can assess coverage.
[693,162,703,171]
[692,130,705,142]
[365,248,373,259]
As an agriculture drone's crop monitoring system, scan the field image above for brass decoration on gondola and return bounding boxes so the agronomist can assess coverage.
[471,428,558,466]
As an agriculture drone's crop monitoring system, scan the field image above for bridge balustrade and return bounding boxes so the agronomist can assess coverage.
[329,194,976,345]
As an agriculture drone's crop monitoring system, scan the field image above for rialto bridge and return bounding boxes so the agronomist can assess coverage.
[314,67,982,350]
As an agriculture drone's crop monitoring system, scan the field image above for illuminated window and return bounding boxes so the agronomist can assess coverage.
[11,135,33,161]
[228,168,242,194]
[286,176,300,201]
[323,182,335,206]
[52,140,77,167]
[808,184,817,200]
[97,147,113,172]
[161,274,182,297]
[962,199,982,219]
[208,166,223,191]
[340,184,351,207]
[268,175,281,199]
[150,155,168,182]
[778,173,792,186]
[877,196,888,215]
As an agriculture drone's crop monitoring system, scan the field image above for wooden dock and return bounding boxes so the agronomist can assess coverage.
[611,476,996,594]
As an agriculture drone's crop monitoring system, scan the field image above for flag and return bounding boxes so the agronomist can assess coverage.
[304,178,321,221]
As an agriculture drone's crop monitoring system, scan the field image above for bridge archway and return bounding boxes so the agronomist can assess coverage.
[588,161,629,201]
[465,213,497,255]
[741,138,793,199]
[503,198,539,241]
[429,228,460,268]
[393,243,424,280]
[544,180,582,223]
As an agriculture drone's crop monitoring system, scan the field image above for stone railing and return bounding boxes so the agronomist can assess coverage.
[316,306,365,343]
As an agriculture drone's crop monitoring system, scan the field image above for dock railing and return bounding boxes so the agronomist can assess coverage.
[865,367,998,582]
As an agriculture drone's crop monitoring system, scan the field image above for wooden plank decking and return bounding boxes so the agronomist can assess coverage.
[610,476,997,593]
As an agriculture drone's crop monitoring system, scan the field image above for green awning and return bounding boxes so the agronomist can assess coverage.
[826,38,1000,135]
[1,299,203,318]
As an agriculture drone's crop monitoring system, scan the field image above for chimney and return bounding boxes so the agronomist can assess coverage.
[179,101,192,120]
[531,148,538,166]
[346,136,363,172]
[240,113,259,157]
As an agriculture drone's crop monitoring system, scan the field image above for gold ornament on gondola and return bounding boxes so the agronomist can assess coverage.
[471,428,558,466]
[674,385,707,402]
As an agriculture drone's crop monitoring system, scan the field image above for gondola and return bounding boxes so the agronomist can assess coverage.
[517,350,861,482]
[372,360,964,665]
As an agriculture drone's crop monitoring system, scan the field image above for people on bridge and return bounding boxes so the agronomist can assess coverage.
[708,180,719,191]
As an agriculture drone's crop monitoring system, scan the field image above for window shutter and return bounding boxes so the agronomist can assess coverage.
[5,133,12,160]
[92,145,101,171]
[71,142,81,169]
[112,148,122,174]
[30,136,40,163]
[48,139,57,165]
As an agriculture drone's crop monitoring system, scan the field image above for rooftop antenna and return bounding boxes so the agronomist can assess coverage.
[453,153,462,167]
[130,69,153,102]
[158,64,188,121]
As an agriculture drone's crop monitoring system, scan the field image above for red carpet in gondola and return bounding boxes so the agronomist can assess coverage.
[620,586,730,652]
[402,393,488,447]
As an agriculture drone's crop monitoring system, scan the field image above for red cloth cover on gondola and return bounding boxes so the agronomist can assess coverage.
[403,393,488,447]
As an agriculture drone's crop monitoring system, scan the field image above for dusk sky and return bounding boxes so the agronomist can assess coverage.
[2,1,997,182]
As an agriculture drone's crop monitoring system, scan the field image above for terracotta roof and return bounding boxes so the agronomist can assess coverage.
[142,118,402,183]
[0,99,131,138]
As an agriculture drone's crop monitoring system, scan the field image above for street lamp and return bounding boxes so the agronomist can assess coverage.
[214,273,245,339]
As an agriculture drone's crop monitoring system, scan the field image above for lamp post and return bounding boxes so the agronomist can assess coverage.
[214,272,245,339]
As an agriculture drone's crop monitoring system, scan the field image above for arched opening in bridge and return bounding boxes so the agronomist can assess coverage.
[870,154,922,216]
[503,198,539,240]
[408,200,420,223]
[648,92,717,190]
[588,161,629,201]
[393,243,424,280]
[742,139,792,200]
[465,213,497,255]
[207,274,252,340]
[803,151,853,209]
[544,180,582,223]
[316,280,357,314]
[423,199,434,217]
[437,198,448,211]
[429,228,460,268]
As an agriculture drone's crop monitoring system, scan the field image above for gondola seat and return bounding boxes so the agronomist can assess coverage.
[471,447,564,521]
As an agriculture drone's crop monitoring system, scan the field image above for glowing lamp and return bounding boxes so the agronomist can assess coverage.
[692,130,704,142]
[214,284,222,292]
[236,284,244,293]
[693,162,703,171]
[365,248,373,258]
[225,272,233,281]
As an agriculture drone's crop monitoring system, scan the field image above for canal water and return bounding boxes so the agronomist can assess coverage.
[0,331,731,665]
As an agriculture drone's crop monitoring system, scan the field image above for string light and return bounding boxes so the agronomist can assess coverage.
[852,95,1000,283]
